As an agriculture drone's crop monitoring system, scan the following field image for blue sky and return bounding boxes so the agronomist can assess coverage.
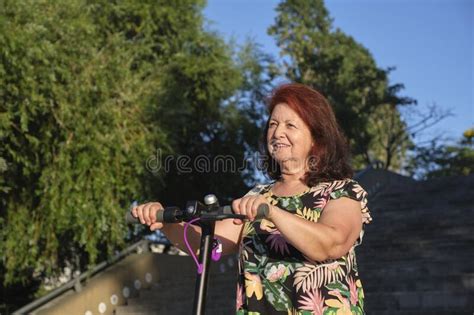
[204,0,473,145]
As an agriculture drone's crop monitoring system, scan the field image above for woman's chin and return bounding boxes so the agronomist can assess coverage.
[272,155,292,163]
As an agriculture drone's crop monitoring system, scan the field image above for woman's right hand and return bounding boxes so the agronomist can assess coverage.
[131,202,165,231]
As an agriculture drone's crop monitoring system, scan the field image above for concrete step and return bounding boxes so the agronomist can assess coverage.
[361,235,474,248]
[366,310,469,315]
[375,175,474,194]
[362,273,474,292]
[122,273,236,311]
[116,298,233,315]
[358,259,474,275]
[365,223,474,238]
[371,201,473,214]
[115,304,185,315]
[364,290,473,311]
[375,184,474,198]
[366,211,474,227]
[352,175,474,313]
[357,252,474,265]
[359,238,474,252]
[364,229,474,242]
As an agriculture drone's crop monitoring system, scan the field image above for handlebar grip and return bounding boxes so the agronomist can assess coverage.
[222,203,270,219]
[125,211,138,224]
[125,209,165,224]
[221,205,233,215]
[256,203,270,219]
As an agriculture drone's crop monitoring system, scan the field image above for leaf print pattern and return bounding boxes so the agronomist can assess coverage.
[298,288,326,315]
[296,206,320,222]
[237,179,371,314]
[265,264,288,282]
[313,194,329,210]
[262,278,293,311]
[245,272,263,300]
[236,283,244,310]
[347,276,358,306]
[266,230,290,256]
[260,218,276,233]
[311,180,346,198]
[325,290,352,315]
[277,196,304,212]
[293,260,347,293]
[242,221,256,238]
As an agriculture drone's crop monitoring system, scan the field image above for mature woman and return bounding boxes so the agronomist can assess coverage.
[132,83,372,314]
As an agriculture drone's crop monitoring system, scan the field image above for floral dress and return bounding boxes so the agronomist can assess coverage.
[236,178,372,315]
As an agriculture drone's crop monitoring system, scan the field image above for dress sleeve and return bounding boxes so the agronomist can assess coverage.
[328,179,372,225]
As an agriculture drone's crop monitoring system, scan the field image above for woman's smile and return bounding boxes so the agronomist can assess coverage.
[272,143,291,150]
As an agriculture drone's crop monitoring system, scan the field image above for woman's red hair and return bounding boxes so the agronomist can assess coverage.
[260,83,353,186]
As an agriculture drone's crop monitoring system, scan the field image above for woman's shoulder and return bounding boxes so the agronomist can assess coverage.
[307,178,372,224]
[307,178,369,209]
[308,177,361,194]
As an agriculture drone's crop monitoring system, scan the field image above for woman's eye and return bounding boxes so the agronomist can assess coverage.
[287,123,296,128]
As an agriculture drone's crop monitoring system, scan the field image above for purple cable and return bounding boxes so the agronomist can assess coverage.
[183,217,204,274]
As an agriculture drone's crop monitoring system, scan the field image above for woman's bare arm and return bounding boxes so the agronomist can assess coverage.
[159,220,243,256]
[232,195,363,261]
[268,197,362,261]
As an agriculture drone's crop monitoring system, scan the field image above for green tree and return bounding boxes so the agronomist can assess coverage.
[0,0,165,289]
[0,2,276,312]
[367,103,412,170]
[152,38,276,206]
[407,128,474,179]
[268,0,415,170]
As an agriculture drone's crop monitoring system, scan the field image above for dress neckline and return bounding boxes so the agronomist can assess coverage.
[267,182,311,198]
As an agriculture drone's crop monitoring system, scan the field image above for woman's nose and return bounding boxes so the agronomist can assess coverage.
[272,124,285,139]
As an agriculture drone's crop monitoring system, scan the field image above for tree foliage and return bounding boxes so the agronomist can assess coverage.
[0,1,271,306]
[407,128,474,179]
[0,0,168,287]
[268,0,416,170]
[153,37,276,206]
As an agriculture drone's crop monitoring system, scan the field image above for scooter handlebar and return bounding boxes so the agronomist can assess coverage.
[125,203,270,224]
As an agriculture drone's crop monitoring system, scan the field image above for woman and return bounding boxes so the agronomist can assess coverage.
[132,83,372,314]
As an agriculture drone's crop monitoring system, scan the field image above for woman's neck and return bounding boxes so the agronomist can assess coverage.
[277,169,309,190]
[278,159,309,183]
[279,173,305,184]
[272,173,309,197]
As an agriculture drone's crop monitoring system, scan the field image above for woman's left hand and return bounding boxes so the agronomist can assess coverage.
[231,195,272,225]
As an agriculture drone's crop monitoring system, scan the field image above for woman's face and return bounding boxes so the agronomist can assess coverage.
[266,103,314,166]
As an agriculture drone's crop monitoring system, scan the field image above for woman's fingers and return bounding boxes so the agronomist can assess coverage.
[136,204,145,224]
[247,197,258,221]
[132,206,139,219]
[232,198,243,225]
[133,202,164,226]
[232,198,241,214]
[144,202,163,225]
[150,222,164,231]
[241,197,250,220]
[143,203,152,225]
[231,196,267,224]
[149,202,163,223]
[240,196,251,220]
